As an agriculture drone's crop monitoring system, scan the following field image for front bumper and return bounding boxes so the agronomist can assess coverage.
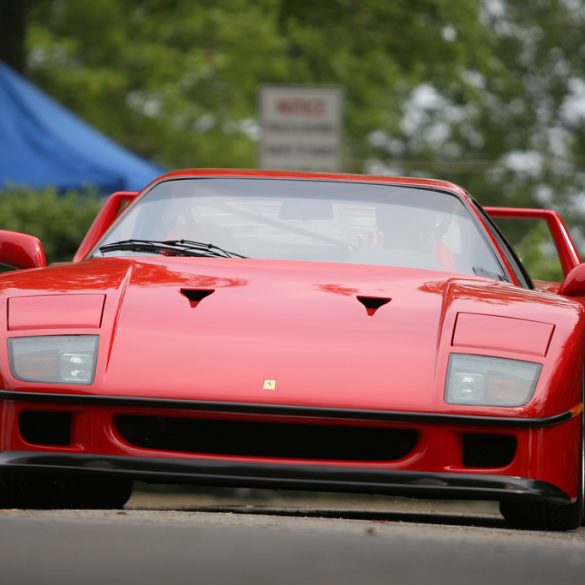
[0,451,572,504]
[0,389,581,503]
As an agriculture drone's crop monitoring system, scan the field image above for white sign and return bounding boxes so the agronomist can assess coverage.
[259,85,343,172]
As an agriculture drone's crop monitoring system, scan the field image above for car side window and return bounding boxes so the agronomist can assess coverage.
[472,201,533,289]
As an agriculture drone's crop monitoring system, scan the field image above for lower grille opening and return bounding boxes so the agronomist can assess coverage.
[462,433,517,468]
[19,411,72,446]
[115,415,419,461]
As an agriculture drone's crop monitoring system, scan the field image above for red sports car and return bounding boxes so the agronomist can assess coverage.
[0,169,583,530]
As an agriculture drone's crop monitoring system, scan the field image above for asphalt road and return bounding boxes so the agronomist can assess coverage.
[0,488,584,585]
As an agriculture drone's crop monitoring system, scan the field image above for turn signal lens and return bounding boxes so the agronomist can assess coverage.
[9,335,99,385]
[445,354,541,406]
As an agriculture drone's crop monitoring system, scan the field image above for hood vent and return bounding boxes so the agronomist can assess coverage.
[356,295,391,316]
[180,288,215,308]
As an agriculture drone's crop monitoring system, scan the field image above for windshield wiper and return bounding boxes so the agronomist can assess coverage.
[99,239,247,259]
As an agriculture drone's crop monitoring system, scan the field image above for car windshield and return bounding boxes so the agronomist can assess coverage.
[94,178,506,279]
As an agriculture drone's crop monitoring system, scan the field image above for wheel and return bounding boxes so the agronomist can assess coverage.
[501,375,584,531]
[53,475,134,509]
[0,473,133,509]
[499,498,582,531]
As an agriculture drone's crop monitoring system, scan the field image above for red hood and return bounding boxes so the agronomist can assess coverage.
[0,257,581,414]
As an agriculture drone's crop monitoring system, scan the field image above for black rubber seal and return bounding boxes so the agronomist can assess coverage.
[0,389,576,428]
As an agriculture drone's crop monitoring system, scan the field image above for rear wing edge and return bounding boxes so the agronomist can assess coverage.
[485,207,581,278]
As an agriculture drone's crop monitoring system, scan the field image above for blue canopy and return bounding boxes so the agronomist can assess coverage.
[0,61,164,192]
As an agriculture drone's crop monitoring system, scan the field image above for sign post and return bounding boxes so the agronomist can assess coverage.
[259,85,343,172]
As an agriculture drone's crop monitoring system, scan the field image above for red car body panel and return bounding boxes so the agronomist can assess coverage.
[0,256,582,416]
[0,169,583,510]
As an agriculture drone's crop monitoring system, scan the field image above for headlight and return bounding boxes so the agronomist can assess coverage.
[9,335,99,385]
[445,353,541,406]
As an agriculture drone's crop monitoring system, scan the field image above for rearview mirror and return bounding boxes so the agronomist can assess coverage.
[558,263,585,297]
[0,230,46,270]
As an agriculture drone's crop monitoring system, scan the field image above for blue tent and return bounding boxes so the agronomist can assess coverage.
[0,61,163,192]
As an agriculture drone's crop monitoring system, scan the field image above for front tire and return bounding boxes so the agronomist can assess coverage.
[0,473,133,509]
[499,498,583,531]
[501,379,584,531]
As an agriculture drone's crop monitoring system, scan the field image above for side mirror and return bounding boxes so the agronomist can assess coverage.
[558,263,585,297]
[0,230,46,270]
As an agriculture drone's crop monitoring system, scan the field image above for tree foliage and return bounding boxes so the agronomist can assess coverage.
[26,0,492,169]
[0,187,100,263]
[26,1,585,209]
[381,0,585,209]
[0,0,27,72]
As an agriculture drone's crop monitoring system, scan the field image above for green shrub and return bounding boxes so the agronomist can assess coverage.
[0,186,102,263]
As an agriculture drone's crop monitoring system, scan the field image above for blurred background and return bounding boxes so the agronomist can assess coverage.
[1,0,584,279]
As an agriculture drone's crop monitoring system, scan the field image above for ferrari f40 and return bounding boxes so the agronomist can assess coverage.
[0,170,583,530]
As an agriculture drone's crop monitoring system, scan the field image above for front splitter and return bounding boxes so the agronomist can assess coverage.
[0,451,571,504]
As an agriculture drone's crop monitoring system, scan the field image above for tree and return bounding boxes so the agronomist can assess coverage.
[0,0,28,72]
[21,3,585,224]
[27,0,291,168]
[25,0,492,170]
[374,0,585,211]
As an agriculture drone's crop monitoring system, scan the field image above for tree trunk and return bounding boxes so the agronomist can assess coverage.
[0,0,27,73]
